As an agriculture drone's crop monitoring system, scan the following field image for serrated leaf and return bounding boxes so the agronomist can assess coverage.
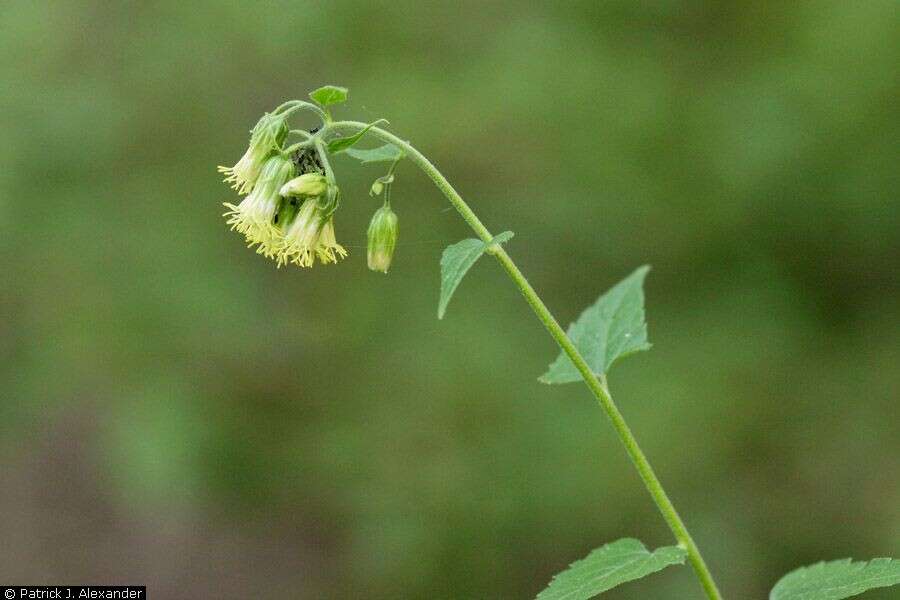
[540,266,651,384]
[438,232,513,319]
[770,558,900,600]
[309,85,348,106]
[345,143,404,164]
[327,119,388,154]
[537,538,687,600]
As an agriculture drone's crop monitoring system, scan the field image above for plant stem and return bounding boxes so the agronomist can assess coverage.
[328,121,724,600]
[276,100,328,122]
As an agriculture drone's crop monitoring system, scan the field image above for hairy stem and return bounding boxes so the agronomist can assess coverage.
[328,120,724,600]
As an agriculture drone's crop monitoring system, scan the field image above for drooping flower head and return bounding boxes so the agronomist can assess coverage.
[223,154,295,256]
[367,204,398,273]
[218,112,288,194]
[277,197,347,268]
[219,95,395,271]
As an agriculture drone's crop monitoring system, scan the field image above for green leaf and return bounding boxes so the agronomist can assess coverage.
[309,85,348,107]
[540,266,651,384]
[345,143,404,164]
[327,119,388,154]
[438,232,513,319]
[536,538,687,600]
[770,558,900,600]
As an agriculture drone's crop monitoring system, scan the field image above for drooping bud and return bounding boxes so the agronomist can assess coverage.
[280,173,328,198]
[367,204,399,273]
[217,112,288,194]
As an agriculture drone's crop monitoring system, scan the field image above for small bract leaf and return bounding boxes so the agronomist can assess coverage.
[540,266,651,384]
[438,233,513,319]
[327,119,388,154]
[309,85,348,106]
[438,239,487,320]
[770,557,900,600]
[536,538,687,600]
[345,143,404,164]
[490,231,515,246]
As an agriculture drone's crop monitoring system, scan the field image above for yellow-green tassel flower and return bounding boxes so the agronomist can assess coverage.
[223,154,295,257]
[277,198,347,268]
[217,112,288,194]
[316,219,348,265]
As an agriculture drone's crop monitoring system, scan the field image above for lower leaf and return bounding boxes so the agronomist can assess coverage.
[536,538,687,600]
[770,557,900,600]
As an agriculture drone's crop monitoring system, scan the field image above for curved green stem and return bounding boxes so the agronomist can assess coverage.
[314,139,341,216]
[328,120,724,600]
[282,139,313,156]
[314,140,336,186]
[277,100,328,122]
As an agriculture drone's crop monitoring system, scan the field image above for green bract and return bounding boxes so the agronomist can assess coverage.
[346,143,404,164]
[327,119,388,154]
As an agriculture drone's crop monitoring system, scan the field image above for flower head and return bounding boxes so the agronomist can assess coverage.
[277,198,348,268]
[223,154,295,256]
[367,204,399,273]
[218,112,288,194]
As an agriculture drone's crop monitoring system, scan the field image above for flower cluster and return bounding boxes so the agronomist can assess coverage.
[219,99,399,271]
[219,122,349,268]
[221,162,348,268]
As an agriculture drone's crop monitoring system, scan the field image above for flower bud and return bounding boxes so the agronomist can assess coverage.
[280,173,328,198]
[367,204,398,273]
[369,173,394,197]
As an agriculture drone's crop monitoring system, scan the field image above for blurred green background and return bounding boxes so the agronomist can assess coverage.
[2,1,898,598]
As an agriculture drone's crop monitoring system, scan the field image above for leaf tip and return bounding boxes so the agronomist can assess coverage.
[634,264,651,279]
